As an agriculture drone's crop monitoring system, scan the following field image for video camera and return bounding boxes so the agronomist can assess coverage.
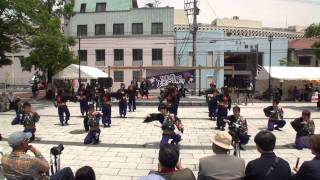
[50,144,64,156]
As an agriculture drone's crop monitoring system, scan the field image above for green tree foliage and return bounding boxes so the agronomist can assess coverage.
[0,0,42,66]
[279,58,299,66]
[305,23,320,66]
[19,0,76,98]
[305,23,320,38]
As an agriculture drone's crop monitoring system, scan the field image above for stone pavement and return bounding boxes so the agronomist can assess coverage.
[0,101,319,180]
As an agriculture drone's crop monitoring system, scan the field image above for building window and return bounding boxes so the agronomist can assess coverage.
[132,71,141,82]
[152,49,162,61]
[114,49,124,61]
[96,3,106,12]
[95,24,105,35]
[132,23,143,34]
[114,71,124,82]
[80,3,86,13]
[299,56,312,65]
[77,25,87,36]
[113,24,124,35]
[79,50,87,62]
[96,49,105,62]
[151,23,163,34]
[133,49,143,61]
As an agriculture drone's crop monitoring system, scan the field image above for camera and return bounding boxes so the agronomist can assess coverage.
[50,144,64,156]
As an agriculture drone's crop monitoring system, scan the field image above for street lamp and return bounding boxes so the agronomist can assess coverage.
[78,37,81,87]
[268,35,273,100]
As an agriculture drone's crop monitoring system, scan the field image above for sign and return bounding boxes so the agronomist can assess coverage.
[147,70,195,89]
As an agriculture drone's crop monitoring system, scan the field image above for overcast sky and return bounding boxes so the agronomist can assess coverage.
[138,0,320,28]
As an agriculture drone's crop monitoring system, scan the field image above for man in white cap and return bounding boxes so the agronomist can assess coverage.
[198,131,245,180]
[1,131,49,180]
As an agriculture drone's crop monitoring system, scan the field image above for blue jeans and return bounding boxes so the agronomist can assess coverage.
[102,106,111,126]
[268,120,286,131]
[84,129,101,144]
[217,106,228,128]
[119,100,127,117]
[80,101,88,116]
[128,97,136,111]
[58,105,70,125]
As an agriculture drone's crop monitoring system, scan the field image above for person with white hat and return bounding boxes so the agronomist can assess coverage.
[1,131,49,179]
[198,131,245,180]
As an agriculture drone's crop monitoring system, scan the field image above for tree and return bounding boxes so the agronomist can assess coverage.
[279,58,299,66]
[20,0,76,98]
[0,0,41,66]
[305,23,320,66]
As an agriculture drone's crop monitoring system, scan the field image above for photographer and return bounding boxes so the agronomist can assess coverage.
[224,106,250,150]
[1,131,49,179]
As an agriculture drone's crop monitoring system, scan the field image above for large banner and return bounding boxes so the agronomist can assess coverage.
[146,70,195,89]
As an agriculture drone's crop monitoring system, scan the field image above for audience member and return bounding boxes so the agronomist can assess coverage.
[149,144,196,180]
[292,134,320,180]
[0,92,10,112]
[75,166,96,180]
[244,130,291,180]
[198,131,245,180]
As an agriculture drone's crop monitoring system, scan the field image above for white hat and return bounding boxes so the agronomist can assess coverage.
[210,131,234,150]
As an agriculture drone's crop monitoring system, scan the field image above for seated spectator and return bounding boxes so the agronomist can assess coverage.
[291,110,315,150]
[0,92,10,112]
[244,130,291,180]
[292,134,320,180]
[75,166,96,180]
[1,131,74,180]
[149,144,196,180]
[198,131,245,180]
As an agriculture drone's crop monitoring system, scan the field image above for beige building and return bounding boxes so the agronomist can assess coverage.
[174,9,189,25]
[212,16,262,29]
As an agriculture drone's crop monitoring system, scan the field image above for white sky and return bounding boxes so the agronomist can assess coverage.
[138,0,320,28]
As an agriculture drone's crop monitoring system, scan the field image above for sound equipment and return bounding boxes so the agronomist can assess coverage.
[98,77,113,88]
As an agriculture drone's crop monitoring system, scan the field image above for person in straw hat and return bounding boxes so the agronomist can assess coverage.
[198,131,245,180]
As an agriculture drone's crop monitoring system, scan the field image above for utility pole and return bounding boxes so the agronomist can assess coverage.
[268,35,273,100]
[184,0,200,93]
[78,37,81,86]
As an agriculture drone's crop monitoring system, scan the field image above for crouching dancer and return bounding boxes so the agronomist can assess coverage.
[21,102,40,142]
[144,103,184,147]
[84,104,102,144]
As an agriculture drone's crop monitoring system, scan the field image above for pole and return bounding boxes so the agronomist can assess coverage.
[268,36,273,100]
[192,0,199,94]
[254,44,259,92]
[198,65,201,96]
[78,37,81,87]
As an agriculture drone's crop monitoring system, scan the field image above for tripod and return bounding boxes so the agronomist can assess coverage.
[49,153,61,176]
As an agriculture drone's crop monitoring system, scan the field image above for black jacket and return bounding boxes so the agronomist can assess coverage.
[292,156,320,180]
[244,152,291,180]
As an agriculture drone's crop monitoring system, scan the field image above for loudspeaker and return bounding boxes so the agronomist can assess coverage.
[98,77,113,88]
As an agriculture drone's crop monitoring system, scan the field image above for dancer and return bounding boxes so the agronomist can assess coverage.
[204,83,219,120]
[224,106,250,150]
[21,102,40,142]
[117,83,128,118]
[264,99,286,131]
[127,81,138,112]
[216,87,232,131]
[140,78,149,99]
[144,103,184,147]
[160,83,180,116]
[291,110,315,150]
[55,90,70,126]
[94,84,103,111]
[84,104,102,144]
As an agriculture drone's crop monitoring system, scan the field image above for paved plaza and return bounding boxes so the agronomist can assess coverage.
[0,101,319,180]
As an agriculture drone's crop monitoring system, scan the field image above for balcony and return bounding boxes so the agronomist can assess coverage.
[152,60,163,65]
[114,60,124,66]
[132,60,143,66]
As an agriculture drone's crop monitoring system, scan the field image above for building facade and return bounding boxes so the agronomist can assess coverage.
[65,0,175,89]
[288,39,320,67]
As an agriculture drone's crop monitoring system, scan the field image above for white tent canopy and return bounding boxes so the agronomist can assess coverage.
[256,66,320,80]
[53,64,108,79]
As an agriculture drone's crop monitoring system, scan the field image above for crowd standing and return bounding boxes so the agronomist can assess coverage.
[0,81,320,180]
